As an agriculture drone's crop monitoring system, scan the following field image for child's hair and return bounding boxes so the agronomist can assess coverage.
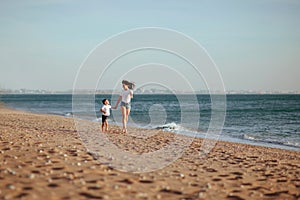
[102,99,108,104]
[122,80,135,90]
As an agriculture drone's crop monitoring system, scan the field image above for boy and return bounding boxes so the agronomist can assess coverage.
[100,99,116,132]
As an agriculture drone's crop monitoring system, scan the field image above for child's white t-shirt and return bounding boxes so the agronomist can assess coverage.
[102,105,111,116]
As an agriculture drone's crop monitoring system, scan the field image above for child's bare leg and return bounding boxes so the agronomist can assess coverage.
[101,123,105,132]
[105,121,109,131]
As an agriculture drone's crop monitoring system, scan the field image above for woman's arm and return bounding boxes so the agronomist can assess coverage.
[114,96,122,108]
[130,90,133,99]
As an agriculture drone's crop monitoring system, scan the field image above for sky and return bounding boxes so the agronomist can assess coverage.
[0,0,299,92]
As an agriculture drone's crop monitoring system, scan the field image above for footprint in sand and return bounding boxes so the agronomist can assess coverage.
[227,194,245,200]
[23,186,33,191]
[159,188,183,195]
[212,178,222,182]
[87,185,102,190]
[2,147,11,151]
[79,192,102,199]
[264,190,288,197]
[139,180,154,184]
[205,168,217,173]
[15,193,28,199]
[119,178,134,184]
[218,174,230,177]
[52,166,65,171]
[48,183,59,188]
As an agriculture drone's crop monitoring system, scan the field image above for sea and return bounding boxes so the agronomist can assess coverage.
[1,94,299,151]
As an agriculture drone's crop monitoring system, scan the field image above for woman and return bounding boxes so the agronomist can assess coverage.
[115,80,135,133]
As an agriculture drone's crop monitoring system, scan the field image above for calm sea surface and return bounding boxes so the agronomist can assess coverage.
[1,94,299,151]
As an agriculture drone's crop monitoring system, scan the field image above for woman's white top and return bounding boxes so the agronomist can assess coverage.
[121,89,133,103]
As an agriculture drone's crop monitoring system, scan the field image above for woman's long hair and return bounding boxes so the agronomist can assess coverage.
[122,80,135,90]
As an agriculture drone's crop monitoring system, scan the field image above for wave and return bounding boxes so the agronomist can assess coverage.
[154,122,206,138]
[155,122,181,131]
[243,133,300,148]
[155,124,300,150]
[92,118,102,122]
[226,108,300,113]
[64,112,73,117]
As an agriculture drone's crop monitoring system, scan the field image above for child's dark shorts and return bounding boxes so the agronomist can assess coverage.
[102,115,109,123]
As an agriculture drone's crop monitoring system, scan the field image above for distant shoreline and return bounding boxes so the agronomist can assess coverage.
[1,92,300,95]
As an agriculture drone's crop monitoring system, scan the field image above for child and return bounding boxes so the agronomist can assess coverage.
[100,99,116,132]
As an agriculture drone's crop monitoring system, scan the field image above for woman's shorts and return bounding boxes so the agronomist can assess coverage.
[121,101,131,109]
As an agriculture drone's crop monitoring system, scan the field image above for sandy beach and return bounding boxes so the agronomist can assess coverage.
[0,107,299,200]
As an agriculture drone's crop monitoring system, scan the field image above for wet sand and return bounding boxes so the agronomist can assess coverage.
[0,107,299,199]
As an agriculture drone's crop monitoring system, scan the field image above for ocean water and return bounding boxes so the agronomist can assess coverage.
[1,94,299,151]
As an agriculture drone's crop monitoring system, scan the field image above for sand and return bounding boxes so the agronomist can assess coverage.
[0,107,299,200]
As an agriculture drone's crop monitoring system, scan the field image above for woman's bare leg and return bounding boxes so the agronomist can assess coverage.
[126,108,131,123]
[121,106,127,133]
[123,108,131,133]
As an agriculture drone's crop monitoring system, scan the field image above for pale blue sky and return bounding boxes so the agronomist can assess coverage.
[0,0,299,92]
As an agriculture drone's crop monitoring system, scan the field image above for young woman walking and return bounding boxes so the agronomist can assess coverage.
[115,80,135,133]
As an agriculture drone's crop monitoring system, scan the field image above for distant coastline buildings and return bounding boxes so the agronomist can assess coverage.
[0,88,299,95]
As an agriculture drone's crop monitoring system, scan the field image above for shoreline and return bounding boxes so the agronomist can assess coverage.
[0,107,300,199]
[3,102,300,152]
[1,93,300,153]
